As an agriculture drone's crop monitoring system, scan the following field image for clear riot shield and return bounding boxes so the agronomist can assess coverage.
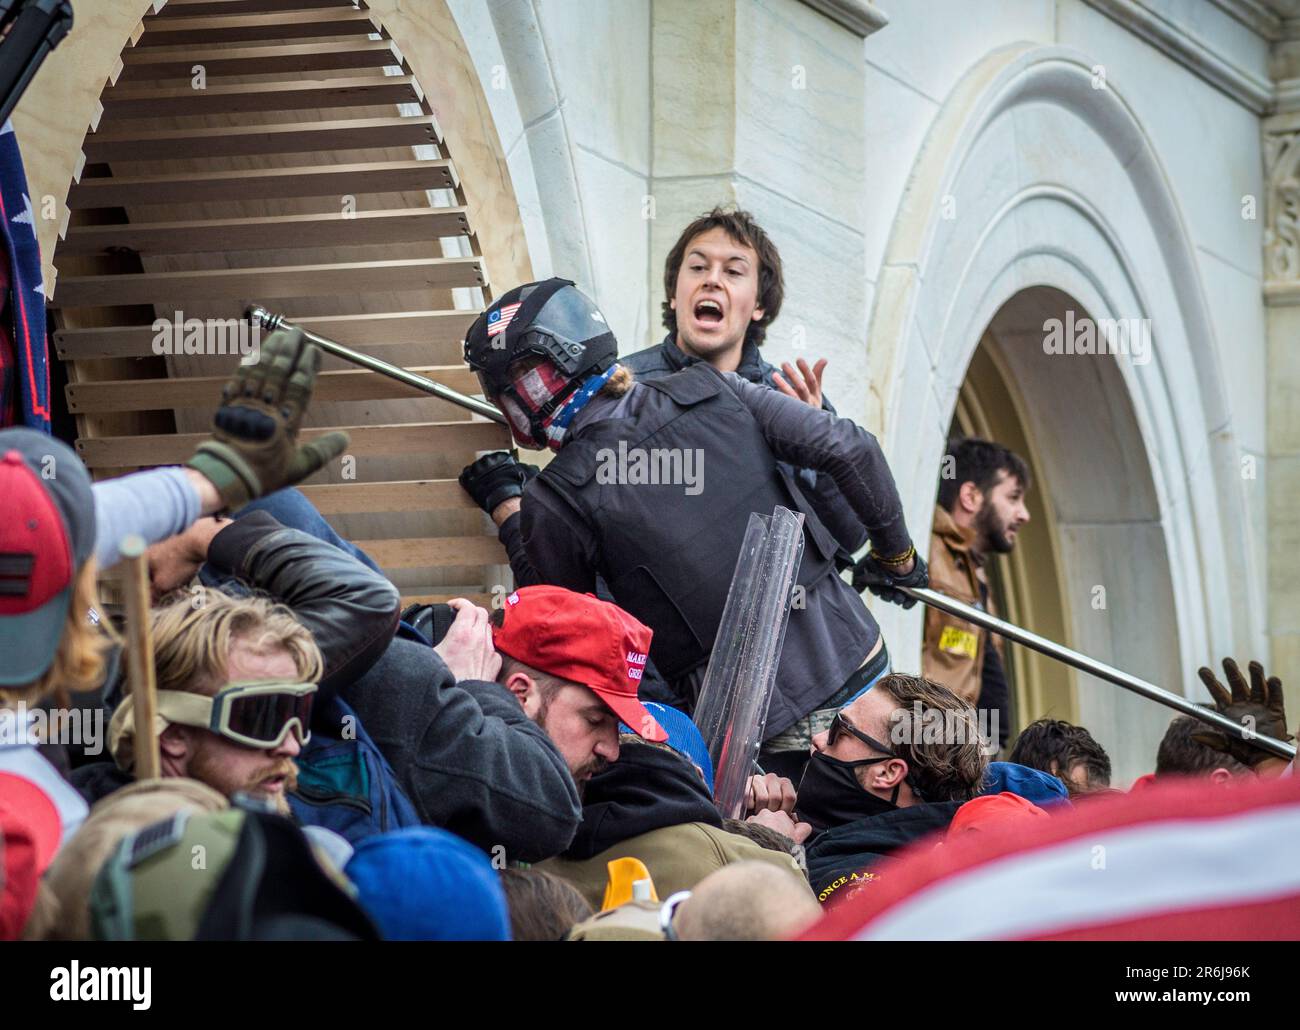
[693,506,805,819]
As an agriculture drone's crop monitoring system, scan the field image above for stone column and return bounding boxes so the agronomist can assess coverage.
[1263,27,1300,708]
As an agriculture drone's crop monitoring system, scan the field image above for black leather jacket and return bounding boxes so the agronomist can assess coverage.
[621,335,869,561]
[207,513,582,860]
[204,510,401,702]
[73,509,401,802]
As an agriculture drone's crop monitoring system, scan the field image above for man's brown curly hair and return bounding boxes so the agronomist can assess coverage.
[874,673,989,803]
[662,207,784,347]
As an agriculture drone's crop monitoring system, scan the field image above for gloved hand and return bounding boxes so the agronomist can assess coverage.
[1193,658,1293,767]
[185,328,349,512]
[852,550,928,609]
[459,451,533,514]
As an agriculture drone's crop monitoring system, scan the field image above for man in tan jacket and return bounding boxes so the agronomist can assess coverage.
[924,438,1031,749]
[538,736,808,910]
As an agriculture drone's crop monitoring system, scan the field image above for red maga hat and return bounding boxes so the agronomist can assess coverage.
[0,431,96,687]
[493,586,667,742]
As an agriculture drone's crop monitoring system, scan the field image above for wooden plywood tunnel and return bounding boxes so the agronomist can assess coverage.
[49,0,521,607]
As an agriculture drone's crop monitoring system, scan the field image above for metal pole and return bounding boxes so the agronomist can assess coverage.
[900,585,1296,761]
[244,305,508,425]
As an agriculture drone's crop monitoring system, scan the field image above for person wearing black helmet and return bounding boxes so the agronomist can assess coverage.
[459,278,927,781]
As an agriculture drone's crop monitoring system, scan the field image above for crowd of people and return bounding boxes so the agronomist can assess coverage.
[1,208,1295,942]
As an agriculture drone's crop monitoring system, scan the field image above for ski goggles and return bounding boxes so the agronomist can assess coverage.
[156,681,316,749]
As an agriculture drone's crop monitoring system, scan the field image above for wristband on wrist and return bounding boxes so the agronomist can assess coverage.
[869,545,915,568]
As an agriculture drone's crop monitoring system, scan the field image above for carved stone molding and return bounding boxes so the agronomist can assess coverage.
[1083,0,1273,113]
[1209,0,1284,41]
[797,0,888,39]
[1264,112,1300,291]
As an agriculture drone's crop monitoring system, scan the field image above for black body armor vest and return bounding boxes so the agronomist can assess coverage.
[539,363,841,684]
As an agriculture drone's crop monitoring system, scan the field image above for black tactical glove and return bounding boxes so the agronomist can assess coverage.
[185,327,348,512]
[1193,658,1293,767]
[459,451,533,514]
[852,550,928,609]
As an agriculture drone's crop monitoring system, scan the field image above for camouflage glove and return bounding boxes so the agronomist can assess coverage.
[1193,658,1293,767]
[185,327,349,512]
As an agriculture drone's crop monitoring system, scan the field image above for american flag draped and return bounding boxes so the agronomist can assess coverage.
[0,119,48,433]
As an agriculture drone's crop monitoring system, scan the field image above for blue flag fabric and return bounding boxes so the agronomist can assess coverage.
[0,119,49,432]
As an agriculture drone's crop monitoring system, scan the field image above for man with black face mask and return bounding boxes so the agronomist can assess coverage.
[924,437,1032,751]
[745,673,990,904]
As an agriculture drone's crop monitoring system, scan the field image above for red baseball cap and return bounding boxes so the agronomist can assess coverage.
[493,586,667,742]
[0,772,62,939]
[0,429,96,686]
[947,791,1050,836]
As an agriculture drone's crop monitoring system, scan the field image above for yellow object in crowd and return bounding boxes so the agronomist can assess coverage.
[601,857,658,910]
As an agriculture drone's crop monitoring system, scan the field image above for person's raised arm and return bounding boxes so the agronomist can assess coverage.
[93,327,348,570]
[1195,658,1294,778]
[725,372,908,550]
[724,371,927,607]
[201,511,402,700]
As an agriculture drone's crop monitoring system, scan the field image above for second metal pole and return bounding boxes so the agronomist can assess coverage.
[901,585,1296,761]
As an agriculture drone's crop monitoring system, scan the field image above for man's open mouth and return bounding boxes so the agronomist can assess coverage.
[693,298,724,326]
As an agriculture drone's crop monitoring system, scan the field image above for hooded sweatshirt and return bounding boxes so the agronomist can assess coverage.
[804,801,962,903]
[538,742,808,908]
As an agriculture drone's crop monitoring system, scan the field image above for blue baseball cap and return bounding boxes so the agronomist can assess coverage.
[983,761,1071,807]
[619,702,714,792]
[345,827,511,941]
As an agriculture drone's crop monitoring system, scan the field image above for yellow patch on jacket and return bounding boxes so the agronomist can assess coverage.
[938,625,978,660]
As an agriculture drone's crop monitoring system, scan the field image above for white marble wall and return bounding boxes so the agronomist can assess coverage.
[855,0,1271,775]
[451,0,652,351]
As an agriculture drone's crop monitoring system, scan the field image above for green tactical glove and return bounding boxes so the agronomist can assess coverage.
[185,327,349,512]
[1193,657,1293,767]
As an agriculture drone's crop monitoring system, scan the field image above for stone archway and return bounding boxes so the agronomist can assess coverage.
[950,307,1075,736]
[959,286,1180,776]
[22,0,536,606]
[867,45,1258,780]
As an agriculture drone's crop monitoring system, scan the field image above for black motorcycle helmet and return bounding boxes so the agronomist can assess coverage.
[464,278,617,448]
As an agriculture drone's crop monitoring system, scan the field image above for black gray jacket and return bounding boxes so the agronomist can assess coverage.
[200,513,582,862]
[498,364,913,736]
[621,335,869,561]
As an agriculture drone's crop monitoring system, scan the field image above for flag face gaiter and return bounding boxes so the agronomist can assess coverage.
[495,362,616,451]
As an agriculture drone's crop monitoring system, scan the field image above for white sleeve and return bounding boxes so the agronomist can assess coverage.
[91,467,202,570]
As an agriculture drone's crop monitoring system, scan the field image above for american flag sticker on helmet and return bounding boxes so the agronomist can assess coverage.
[487,302,522,337]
